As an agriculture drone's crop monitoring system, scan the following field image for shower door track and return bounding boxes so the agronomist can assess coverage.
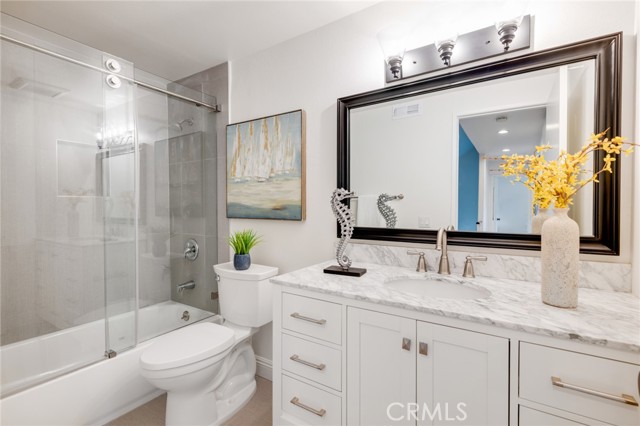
[0,33,222,112]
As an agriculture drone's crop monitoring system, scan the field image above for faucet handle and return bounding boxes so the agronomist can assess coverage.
[407,250,428,272]
[462,255,487,278]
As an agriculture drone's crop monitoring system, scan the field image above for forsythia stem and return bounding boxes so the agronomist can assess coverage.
[500,130,636,210]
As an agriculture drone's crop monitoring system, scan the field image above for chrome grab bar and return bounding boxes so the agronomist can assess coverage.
[290,312,326,325]
[290,354,326,370]
[290,397,327,417]
[551,376,639,406]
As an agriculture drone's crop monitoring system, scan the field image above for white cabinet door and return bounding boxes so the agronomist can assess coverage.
[347,308,416,426]
[416,322,509,426]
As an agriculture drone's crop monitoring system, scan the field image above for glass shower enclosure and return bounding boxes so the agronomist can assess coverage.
[0,13,218,397]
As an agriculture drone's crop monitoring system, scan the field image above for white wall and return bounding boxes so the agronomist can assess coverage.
[229,1,639,360]
[633,0,640,296]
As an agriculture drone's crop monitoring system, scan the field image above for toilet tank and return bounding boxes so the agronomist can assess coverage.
[213,262,278,327]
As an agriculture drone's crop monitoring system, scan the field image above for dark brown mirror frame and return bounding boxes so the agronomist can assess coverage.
[337,33,622,255]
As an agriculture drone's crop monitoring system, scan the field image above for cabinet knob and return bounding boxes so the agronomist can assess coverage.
[419,342,428,356]
[402,337,412,351]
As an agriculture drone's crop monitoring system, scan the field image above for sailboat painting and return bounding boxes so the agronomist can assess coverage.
[226,110,305,220]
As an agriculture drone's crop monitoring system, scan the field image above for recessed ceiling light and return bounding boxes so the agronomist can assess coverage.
[502,148,511,152]
[498,129,509,135]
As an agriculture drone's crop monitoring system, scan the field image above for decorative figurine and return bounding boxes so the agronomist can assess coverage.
[324,188,367,277]
[377,193,404,228]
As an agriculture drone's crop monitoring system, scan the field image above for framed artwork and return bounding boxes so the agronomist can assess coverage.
[226,109,306,220]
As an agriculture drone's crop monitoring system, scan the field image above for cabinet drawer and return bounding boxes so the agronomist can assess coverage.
[519,406,588,426]
[282,293,341,345]
[520,343,640,425]
[282,374,341,426]
[282,333,342,391]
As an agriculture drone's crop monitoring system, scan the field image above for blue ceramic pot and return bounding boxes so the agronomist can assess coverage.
[233,254,251,270]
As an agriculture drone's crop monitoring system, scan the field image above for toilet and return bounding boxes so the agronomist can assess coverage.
[139,262,278,426]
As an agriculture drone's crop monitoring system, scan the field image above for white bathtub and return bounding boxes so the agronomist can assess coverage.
[0,300,218,425]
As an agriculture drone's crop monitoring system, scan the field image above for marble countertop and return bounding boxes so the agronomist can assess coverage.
[272,261,640,353]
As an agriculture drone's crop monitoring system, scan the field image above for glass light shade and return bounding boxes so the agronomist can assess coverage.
[495,15,524,31]
[377,24,409,63]
[434,33,459,48]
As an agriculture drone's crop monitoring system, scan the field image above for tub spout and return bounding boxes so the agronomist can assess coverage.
[177,280,195,294]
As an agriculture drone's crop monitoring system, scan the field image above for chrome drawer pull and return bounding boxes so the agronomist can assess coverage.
[290,397,327,417]
[551,376,639,406]
[290,312,326,325]
[290,354,326,370]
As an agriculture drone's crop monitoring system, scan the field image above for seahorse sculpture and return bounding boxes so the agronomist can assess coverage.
[331,188,356,270]
[377,193,404,228]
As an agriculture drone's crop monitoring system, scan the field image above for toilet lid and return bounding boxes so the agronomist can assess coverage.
[140,323,235,371]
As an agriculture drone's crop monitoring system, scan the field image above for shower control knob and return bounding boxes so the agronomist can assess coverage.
[184,239,199,261]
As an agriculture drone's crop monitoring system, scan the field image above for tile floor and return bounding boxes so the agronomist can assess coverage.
[108,376,272,426]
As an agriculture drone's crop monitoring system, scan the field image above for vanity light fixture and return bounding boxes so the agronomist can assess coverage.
[498,129,509,135]
[495,16,524,51]
[381,16,530,83]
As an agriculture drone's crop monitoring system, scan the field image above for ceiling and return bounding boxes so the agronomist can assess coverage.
[460,107,547,157]
[1,1,377,81]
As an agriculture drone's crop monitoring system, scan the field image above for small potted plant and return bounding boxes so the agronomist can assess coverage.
[228,229,262,270]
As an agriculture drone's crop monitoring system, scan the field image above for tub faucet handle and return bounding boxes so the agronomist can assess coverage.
[407,250,428,272]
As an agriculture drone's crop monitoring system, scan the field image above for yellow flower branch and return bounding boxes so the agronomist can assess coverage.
[500,130,636,210]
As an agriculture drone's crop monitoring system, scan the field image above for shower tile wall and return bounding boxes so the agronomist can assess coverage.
[165,77,221,313]
[166,63,229,313]
[136,83,172,309]
[176,62,230,264]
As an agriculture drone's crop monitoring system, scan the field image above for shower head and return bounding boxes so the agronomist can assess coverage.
[176,118,194,131]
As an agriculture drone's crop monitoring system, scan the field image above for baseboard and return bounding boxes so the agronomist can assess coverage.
[255,355,273,381]
[94,388,164,425]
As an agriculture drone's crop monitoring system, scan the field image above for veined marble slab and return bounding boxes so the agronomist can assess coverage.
[346,243,632,292]
[272,261,640,353]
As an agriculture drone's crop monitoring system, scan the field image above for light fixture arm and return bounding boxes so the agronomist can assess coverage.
[497,22,519,51]
[387,56,403,79]
[436,39,456,67]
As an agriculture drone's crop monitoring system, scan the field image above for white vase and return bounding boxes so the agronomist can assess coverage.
[541,208,579,308]
[531,207,551,234]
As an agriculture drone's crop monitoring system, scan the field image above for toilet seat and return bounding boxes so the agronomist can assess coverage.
[140,323,235,371]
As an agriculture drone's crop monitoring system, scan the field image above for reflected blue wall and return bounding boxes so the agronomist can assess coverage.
[458,127,479,231]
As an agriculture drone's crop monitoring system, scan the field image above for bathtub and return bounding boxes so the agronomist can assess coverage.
[0,300,218,425]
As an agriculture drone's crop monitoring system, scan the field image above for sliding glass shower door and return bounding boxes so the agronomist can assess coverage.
[0,31,137,395]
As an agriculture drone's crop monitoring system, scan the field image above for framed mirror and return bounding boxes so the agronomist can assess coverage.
[337,33,621,255]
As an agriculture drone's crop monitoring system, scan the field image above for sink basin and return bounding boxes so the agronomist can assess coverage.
[386,277,490,300]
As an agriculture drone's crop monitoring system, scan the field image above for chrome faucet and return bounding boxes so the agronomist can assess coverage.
[435,228,450,275]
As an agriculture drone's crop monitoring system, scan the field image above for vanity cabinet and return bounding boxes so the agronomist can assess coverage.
[347,308,509,426]
[272,281,639,426]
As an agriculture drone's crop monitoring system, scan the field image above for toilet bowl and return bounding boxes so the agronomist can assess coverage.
[139,263,278,426]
